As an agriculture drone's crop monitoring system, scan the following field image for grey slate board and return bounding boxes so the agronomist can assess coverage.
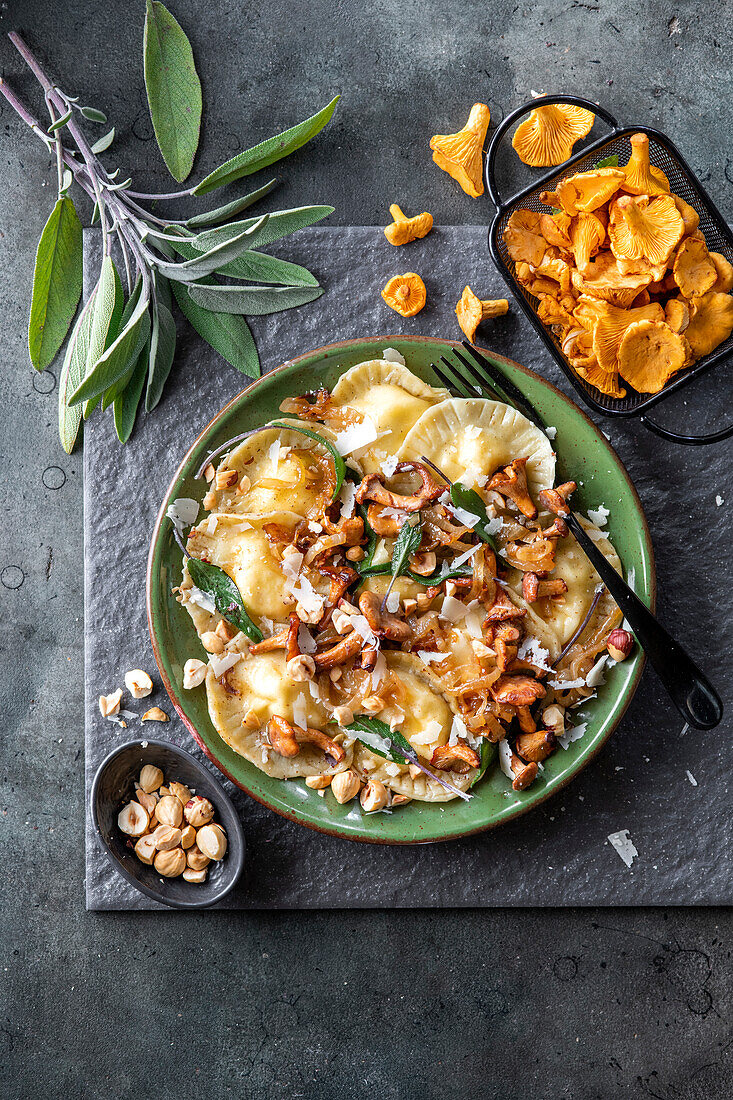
[84,225,732,910]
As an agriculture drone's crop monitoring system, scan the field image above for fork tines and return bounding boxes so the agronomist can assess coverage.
[459,341,546,430]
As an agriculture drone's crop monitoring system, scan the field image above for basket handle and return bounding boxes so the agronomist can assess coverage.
[640,412,733,445]
[485,94,621,211]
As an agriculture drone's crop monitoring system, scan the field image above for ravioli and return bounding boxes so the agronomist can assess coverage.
[399,397,555,496]
[206,652,353,779]
[330,359,447,472]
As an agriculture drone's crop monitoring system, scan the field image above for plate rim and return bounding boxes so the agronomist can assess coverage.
[146,334,656,845]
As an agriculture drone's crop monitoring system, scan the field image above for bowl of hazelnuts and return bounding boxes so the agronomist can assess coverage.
[91,739,246,909]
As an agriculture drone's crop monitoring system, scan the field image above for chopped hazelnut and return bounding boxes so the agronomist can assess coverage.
[346,546,365,562]
[183,867,208,884]
[183,658,207,689]
[99,689,123,717]
[118,801,149,837]
[139,764,164,793]
[361,696,384,714]
[196,823,228,861]
[332,704,354,727]
[286,654,316,681]
[330,770,362,804]
[123,669,153,699]
[408,764,422,779]
[203,463,216,482]
[151,824,182,851]
[186,845,210,871]
[237,475,251,495]
[391,794,411,807]
[203,489,217,510]
[215,467,238,490]
[134,834,157,865]
[201,630,225,654]
[158,785,171,798]
[360,779,389,812]
[179,824,197,849]
[305,774,332,790]
[169,781,192,806]
[403,598,418,615]
[215,619,237,643]
[184,795,215,828]
[155,795,183,828]
[135,788,158,817]
[154,848,186,877]
[141,706,169,723]
[332,609,353,635]
[329,667,343,682]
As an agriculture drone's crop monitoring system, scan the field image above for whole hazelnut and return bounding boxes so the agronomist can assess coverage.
[201,630,225,654]
[138,764,163,793]
[183,658,207,690]
[330,770,361,804]
[154,848,186,877]
[151,824,182,851]
[196,823,228,861]
[155,795,183,828]
[168,781,192,807]
[135,788,158,817]
[124,669,153,699]
[186,845,210,871]
[305,775,332,790]
[360,779,389,813]
[118,801,149,837]
[179,824,197,849]
[607,628,634,662]
[183,867,208,884]
[134,834,157,865]
[184,795,215,827]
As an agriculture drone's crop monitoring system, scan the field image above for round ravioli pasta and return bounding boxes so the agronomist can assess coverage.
[210,421,338,519]
[353,653,475,802]
[505,515,623,658]
[182,511,302,628]
[205,651,353,779]
[399,397,555,496]
[330,359,447,472]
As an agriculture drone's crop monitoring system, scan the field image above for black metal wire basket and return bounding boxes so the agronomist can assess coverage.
[486,95,733,445]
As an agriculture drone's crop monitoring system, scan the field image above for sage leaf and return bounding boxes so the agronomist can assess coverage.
[595,153,619,168]
[269,421,344,500]
[170,277,259,377]
[186,556,262,642]
[48,108,73,132]
[344,716,472,800]
[28,196,83,371]
[187,281,323,315]
[143,0,202,182]
[145,276,177,410]
[83,258,125,417]
[449,484,499,552]
[187,205,333,251]
[80,106,107,123]
[391,516,423,578]
[192,96,339,196]
[113,341,148,442]
[471,739,497,788]
[184,178,277,228]
[58,290,97,453]
[218,250,318,287]
[91,127,115,154]
[151,215,270,282]
[69,292,151,405]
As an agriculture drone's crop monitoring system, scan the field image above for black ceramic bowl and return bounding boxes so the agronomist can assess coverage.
[90,738,246,909]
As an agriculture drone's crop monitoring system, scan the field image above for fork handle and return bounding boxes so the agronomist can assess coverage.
[565,513,722,730]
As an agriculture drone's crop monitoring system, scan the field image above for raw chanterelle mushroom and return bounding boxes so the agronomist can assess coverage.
[683,292,733,359]
[672,236,717,298]
[617,319,689,394]
[608,194,684,267]
[503,209,547,267]
[621,133,669,197]
[512,102,595,167]
[430,103,491,198]
[384,203,433,246]
[381,272,427,317]
[455,285,509,341]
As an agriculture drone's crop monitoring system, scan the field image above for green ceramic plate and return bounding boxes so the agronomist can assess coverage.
[147,336,655,844]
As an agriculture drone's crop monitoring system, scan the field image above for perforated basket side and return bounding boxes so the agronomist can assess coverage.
[494,129,733,415]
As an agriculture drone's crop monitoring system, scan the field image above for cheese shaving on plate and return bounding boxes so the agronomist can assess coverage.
[385,591,400,614]
[607,829,638,868]
[333,416,379,456]
[167,497,199,534]
[586,504,610,527]
[498,739,514,780]
[439,596,469,623]
[292,694,308,731]
[518,636,553,673]
[417,650,450,665]
[339,481,357,518]
[380,455,399,478]
[557,722,587,750]
[187,586,216,614]
[382,347,405,365]
[209,652,241,678]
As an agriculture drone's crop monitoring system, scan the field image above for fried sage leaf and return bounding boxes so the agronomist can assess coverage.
[269,421,344,499]
[192,96,339,195]
[186,556,263,642]
[471,739,497,788]
[28,196,83,371]
[143,0,202,182]
[449,484,499,552]
[345,715,471,801]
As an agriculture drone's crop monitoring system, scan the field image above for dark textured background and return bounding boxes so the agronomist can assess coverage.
[1,0,732,1096]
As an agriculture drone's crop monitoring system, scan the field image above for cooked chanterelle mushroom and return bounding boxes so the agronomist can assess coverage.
[174,356,626,814]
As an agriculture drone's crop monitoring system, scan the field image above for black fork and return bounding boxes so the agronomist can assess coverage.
[430,342,722,731]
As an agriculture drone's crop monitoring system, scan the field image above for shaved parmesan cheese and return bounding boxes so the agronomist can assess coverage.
[204,514,219,535]
[518,636,553,673]
[167,497,199,534]
[281,550,304,584]
[585,655,608,688]
[548,675,586,690]
[297,624,317,654]
[449,714,481,750]
[389,710,404,731]
[339,480,357,518]
[417,650,450,664]
[411,720,443,746]
[382,347,405,365]
[461,467,488,489]
[439,596,469,623]
[350,614,378,647]
[292,694,308,731]
[557,722,587,750]
[289,574,325,618]
[449,544,480,570]
[498,738,514,780]
[188,586,216,613]
[587,504,610,527]
[463,610,484,639]
[209,652,241,678]
[545,426,557,440]
[607,829,638,868]
[449,504,481,527]
[587,527,610,543]
[686,770,698,786]
[334,416,379,456]
[369,650,387,689]
[307,679,322,702]
[385,591,400,614]
[380,455,399,478]
[485,515,504,536]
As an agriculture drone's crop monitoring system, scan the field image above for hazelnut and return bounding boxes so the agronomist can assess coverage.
[183,867,208,884]
[203,463,216,482]
[151,824,183,851]
[237,475,251,495]
[332,705,354,727]
[391,794,411,807]
[134,834,157,865]
[542,704,565,736]
[99,689,123,717]
[346,546,365,562]
[186,845,210,871]
[158,785,171,798]
[139,764,164,793]
[183,658,207,689]
[408,765,422,779]
[362,695,384,714]
[330,770,361,804]
[196,823,228,861]
[305,774,332,790]
[403,598,418,616]
[184,795,215,827]
[201,630,225,654]
[169,781,192,806]
[360,779,389,813]
[607,628,634,662]
[123,669,153,699]
[154,848,186,877]
[155,795,183,828]
[215,467,238,490]
[215,619,237,642]
[135,788,158,816]
[179,824,197,849]
[141,706,169,722]
[203,489,217,510]
[286,654,316,682]
[332,609,353,635]
[118,801,149,837]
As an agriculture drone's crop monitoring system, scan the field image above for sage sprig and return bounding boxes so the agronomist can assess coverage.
[381,515,423,608]
[1,14,338,451]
